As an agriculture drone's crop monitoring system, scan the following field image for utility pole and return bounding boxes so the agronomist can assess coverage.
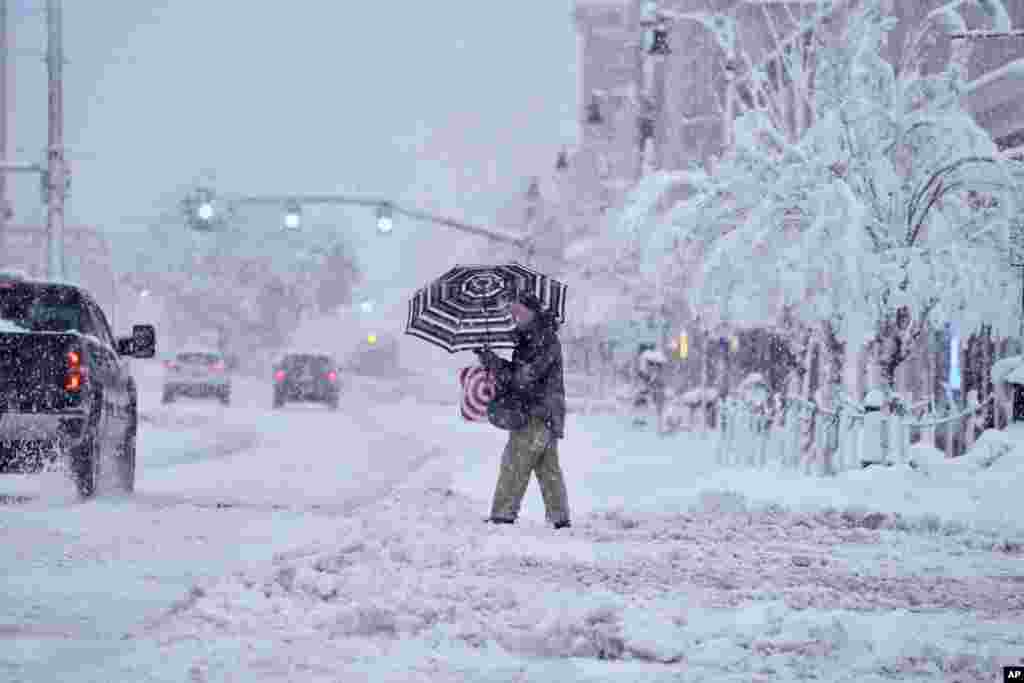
[45,0,65,280]
[0,0,10,257]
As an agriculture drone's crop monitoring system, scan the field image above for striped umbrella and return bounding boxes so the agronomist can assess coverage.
[406,262,568,353]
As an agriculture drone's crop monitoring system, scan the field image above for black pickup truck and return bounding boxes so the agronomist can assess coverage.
[0,272,156,498]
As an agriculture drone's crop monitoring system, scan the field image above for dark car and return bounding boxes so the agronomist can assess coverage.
[0,272,156,497]
[272,353,340,410]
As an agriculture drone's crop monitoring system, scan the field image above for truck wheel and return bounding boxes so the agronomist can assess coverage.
[272,393,285,409]
[327,397,339,411]
[71,431,102,499]
[116,431,136,494]
[219,389,231,406]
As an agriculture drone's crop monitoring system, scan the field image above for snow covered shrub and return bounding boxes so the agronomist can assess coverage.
[960,429,1016,471]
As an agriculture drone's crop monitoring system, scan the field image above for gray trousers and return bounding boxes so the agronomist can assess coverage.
[490,416,570,524]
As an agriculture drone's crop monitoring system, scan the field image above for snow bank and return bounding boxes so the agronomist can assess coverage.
[104,397,1024,681]
[990,354,1023,385]
[138,483,1024,682]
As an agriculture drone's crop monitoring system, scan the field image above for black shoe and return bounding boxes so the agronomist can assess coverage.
[485,517,516,524]
[553,520,571,529]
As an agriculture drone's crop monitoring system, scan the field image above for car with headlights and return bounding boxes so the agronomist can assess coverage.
[162,348,231,405]
[272,352,340,410]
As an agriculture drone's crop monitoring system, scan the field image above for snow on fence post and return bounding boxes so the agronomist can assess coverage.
[840,412,864,472]
[944,410,956,460]
[786,400,803,470]
[773,398,790,466]
[964,390,981,452]
[801,403,817,474]
[921,399,935,451]
[714,399,731,465]
[891,415,906,466]
[756,404,771,469]
[821,409,840,476]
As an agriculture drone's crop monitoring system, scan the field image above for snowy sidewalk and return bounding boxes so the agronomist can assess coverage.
[121,407,1024,682]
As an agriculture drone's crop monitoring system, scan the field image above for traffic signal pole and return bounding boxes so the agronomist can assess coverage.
[45,0,66,280]
[0,0,9,254]
[194,191,533,251]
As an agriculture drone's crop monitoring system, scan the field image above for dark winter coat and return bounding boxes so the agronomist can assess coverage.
[481,312,566,439]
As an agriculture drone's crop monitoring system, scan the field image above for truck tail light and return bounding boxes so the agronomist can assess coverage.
[274,370,286,383]
[65,349,85,392]
[327,371,337,383]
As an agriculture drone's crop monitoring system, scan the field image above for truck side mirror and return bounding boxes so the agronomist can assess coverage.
[117,324,156,358]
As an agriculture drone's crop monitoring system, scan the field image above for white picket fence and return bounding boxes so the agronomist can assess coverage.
[715,393,997,476]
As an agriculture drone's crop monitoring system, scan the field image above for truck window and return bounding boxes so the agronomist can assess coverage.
[0,284,85,333]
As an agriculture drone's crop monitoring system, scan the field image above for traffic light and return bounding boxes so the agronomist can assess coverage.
[367,333,378,345]
[649,26,671,56]
[183,185,219,232]
[283,200,302,231]
[376,203,393,234]
[585,95,603,125]
[678,332,689,359]
[729,335,739,353]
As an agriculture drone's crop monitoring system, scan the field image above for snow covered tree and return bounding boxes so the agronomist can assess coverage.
[604,0,1022,398]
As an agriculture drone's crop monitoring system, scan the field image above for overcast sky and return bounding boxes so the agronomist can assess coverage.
[6,1,579,310]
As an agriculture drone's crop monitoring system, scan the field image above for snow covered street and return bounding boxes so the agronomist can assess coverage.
[3,364,1023,682]
[0,364,445,682]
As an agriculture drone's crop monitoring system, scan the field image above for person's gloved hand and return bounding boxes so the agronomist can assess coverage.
[474,347,499,368]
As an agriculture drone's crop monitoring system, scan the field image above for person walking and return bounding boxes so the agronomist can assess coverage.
[475,291,570,529]
[632,345,668,432]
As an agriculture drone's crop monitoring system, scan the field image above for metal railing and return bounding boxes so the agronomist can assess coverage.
[715,393,998,476]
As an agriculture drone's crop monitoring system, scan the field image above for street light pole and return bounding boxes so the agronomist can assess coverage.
[45,0,66,280]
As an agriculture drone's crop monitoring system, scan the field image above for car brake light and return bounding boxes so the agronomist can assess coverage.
[211,361,226,372]
[163,360,178,370]
[274,370,286,382]
[327,371,337,382]
[65,349,85,392]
